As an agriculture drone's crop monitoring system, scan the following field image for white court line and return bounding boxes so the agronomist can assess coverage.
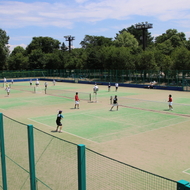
[28,118,99,144]
[183,168,190,175]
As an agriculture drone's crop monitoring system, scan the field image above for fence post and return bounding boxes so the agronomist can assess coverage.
[0,113,8,190]
[77,144,86,190]
[27,124,36,190]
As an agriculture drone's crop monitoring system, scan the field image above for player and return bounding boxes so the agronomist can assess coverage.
[5,82,9,89]
[93,84,99,102]
[44,82,47,88]
[168,94,173,111]
[55,110,64,132]
[3,77,6,88]
[36,79,39,87]
[5,86,10,96]
[44,82,48,93]
[30,79,32,86]
[115,83,119,92]
[110,95,118,111]
[11,79,14,84]
[53,79,56,86]
[108,82,111,92]
[74,92,80,109]
[93,84,99,93]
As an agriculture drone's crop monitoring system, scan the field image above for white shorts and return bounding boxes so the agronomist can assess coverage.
[75,101,79,104]
[169,102,172,106]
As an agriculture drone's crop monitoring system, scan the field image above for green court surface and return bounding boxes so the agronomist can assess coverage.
[30,107,188,143]
[0,95,72,110]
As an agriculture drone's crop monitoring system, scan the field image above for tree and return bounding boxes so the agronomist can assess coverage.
[28,49,44,69]
[0,29,10,69]
[116,25,154,48]
[80,35,113,49]
[155,40,174,55]
[99,46,135,70]
[137,50,157,71]
[26,36,61,54]
[171,47,190,70]
[155,29,186,48]
[114,31,138,48]
[60,42,68,52]
[8,46,29,70]
[26,37,62,69]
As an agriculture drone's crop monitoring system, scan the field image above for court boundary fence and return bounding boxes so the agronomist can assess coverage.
[0,113,190,190]
[0,69,190,91]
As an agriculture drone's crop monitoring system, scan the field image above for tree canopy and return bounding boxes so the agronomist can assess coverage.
[0,26,189,71]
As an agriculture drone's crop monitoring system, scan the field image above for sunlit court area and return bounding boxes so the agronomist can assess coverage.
[0,78,190,189]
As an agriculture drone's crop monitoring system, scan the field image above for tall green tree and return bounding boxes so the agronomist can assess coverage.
[8,46,29,70]
[26,36,61,54]
[171,47,190,70]
[116,25,154,48]
[137,50,157,71]
[0,29,10,69]
[114,31,138,49]
[80,35,113,49]
[155,29,186,48]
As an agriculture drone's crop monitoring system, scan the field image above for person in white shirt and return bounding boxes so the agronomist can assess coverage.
[115,83,119,92]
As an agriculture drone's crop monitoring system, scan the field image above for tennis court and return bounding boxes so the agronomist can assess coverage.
[1,80,190,183]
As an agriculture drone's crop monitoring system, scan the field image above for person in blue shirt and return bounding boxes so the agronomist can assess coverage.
[55,110,64,132]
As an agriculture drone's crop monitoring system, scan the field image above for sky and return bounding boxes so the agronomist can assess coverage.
[1,0,190,51]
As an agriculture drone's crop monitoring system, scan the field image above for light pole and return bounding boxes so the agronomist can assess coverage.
[64,35,75,53]
[135,22,153,50]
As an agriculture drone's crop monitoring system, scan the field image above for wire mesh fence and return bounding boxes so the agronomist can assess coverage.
[86,149,177,190]
[3,115,30,190]
[0,114,178,190]
[33,128,78,190]
[1,69,190,89]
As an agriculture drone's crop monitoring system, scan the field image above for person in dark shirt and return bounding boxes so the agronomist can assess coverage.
[55,110,64,132]
[110,95,118,111]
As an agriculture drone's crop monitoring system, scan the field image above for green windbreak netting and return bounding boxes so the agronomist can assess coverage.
[86,148,177,190]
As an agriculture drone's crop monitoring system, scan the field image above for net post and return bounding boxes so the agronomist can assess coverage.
[77,144,86,190]
[45,88,47,94]
[0,113,8,190]
[89,93,91,102]
[27,124,37,190]
[34,87,36,93]
[110,96,112,104]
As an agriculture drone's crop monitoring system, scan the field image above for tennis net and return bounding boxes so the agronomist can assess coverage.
[110,96,190,116]
[10,84,35,93]
[45,88,92,102]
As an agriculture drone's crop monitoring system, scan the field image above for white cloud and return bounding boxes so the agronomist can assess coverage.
[75,0,89,3]
[1,0,190,29]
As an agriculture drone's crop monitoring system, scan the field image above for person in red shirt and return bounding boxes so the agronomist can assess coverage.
[168,94,173,110]
[74,92,80,109]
